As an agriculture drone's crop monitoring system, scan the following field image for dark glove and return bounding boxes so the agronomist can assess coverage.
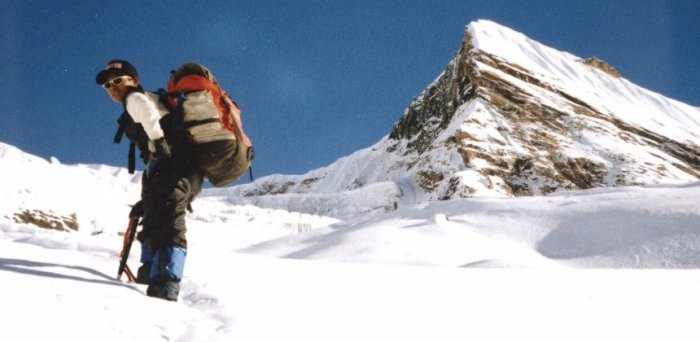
[129,200,144,218]
[152,138,172,160]
[145,158,159,179]
[146,138,172,178]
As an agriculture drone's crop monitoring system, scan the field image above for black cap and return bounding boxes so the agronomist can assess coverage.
[95,59,139,85]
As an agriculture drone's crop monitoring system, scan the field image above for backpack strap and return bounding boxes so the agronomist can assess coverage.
[182,118,221,129]
[114,113,139,174]
[115,89,155,175]
[114,125,126,144]
[157,89,187,127]
[128,142,136,174]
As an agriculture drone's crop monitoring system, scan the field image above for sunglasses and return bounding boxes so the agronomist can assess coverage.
[101,76,132,89]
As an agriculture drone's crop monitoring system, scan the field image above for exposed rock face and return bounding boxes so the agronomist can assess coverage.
[13,209,78,232]
[582,57,621,78]
[384,22,700,199]
[230,20,700,202]
[389,36,476,151]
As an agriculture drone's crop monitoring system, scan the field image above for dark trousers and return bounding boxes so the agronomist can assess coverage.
[140,153,204,252]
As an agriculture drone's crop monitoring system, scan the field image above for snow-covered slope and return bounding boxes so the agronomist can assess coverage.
[228,19,700,203]
[0,141,338,242]
[3,18,700,341]
[0,142,142,234]
[2,141,700,341]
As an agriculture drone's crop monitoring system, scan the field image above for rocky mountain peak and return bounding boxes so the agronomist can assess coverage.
[230,20,700,203]
[385,19,700,198]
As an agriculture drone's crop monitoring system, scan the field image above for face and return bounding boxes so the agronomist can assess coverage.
[102,74,139,103]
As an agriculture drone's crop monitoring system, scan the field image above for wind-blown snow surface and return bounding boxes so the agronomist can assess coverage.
[469,20,700,143]
[2,142,700,341]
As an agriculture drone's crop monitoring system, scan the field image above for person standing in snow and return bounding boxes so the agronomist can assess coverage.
[96,60,204,301]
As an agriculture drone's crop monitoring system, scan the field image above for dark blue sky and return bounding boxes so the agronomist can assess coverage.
[1,0,698,182]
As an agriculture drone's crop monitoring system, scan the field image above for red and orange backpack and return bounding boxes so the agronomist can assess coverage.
[162,63,254,187]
